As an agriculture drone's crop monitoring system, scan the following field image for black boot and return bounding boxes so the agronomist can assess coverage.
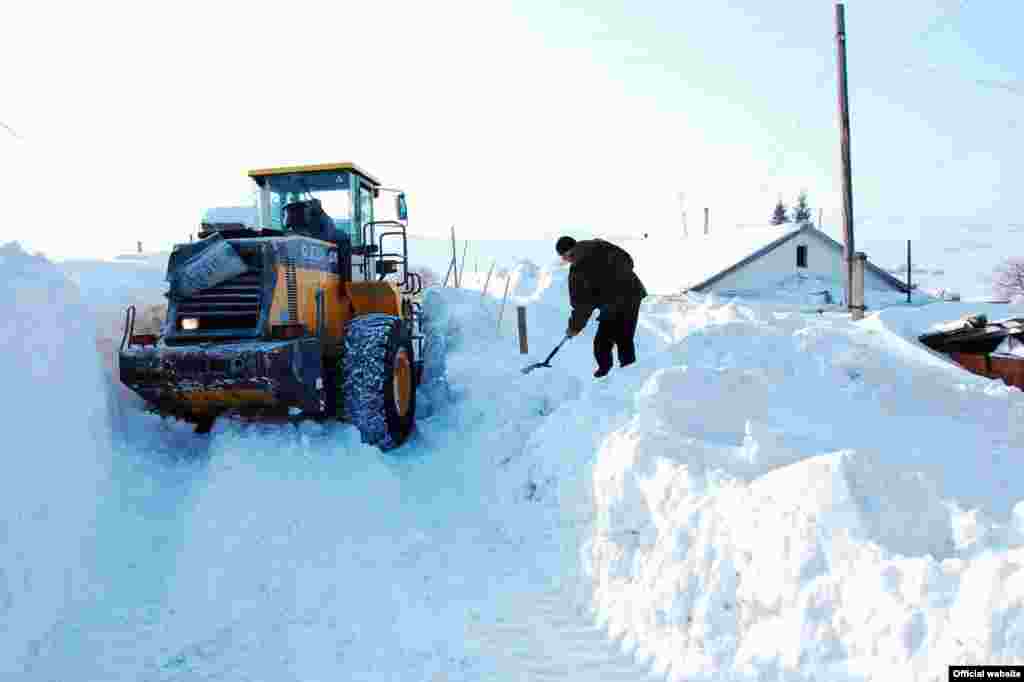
[593,366,611,378]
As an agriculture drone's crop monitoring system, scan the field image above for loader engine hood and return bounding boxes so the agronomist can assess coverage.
[162,234,346,345]
[164,237,272,344]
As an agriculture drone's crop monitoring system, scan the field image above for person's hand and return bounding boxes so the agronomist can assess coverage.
[566,328,579,338]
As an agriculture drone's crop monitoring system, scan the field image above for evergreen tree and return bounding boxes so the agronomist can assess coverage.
[793,191,813,225]
[771,199,790,225]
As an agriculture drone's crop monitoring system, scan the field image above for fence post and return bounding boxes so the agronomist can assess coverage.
[497,277,511,333]
[481,262,496,299]
[460,240,470,287]
[517,306,529,354]
[443,259,454,287]
[906,239,912,303]
[450,225,459,288]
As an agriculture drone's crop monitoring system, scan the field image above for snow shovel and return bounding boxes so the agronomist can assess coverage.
[521,335,571,374]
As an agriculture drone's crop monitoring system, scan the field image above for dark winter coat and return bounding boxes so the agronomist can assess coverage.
[567,239,648,334]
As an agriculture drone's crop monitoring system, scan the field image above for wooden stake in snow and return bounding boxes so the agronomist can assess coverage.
[481,262,496,299]
[450,225,459,288]
[497,277,511,333]
[460,240,469,287]
[443,260,453,288]
[517,306,529,354]
[704,208,710,235]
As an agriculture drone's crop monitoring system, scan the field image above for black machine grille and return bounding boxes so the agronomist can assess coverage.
[175,270,263,331]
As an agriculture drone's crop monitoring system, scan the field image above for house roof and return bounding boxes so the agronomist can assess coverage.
[623,224,909,295]
[688,224,910,293]
[626,225,801,293]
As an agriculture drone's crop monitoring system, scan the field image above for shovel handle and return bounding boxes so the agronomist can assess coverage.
[542,334,571,364]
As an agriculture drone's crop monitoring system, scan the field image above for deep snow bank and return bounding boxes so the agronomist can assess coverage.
[506,294,1024,681]
[0,243,110,673]
[56,257,168,315]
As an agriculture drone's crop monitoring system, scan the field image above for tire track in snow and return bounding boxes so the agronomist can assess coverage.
[467,581,663,681]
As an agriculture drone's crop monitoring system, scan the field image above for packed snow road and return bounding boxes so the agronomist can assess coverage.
[5,243,1024,681]
[11,272,664,681]
[20,367,578,680]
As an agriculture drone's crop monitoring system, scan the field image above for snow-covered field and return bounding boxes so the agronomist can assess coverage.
[3,239,1023,680]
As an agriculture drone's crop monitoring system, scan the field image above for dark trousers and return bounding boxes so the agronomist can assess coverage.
[594,298,642,370]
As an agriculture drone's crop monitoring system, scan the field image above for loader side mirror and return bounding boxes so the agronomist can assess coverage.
[396,193,408,222]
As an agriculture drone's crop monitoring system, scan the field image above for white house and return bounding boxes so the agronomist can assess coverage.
[627,224,911,303]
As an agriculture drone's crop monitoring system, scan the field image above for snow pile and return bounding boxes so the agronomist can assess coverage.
[507,291,1024,681]
[870,300,1024,352]
[10,246,1024,681]
[748,272,931,310]
[56,258,167,313]
[0,243,110,673]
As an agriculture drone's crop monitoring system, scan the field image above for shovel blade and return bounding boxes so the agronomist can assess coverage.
[520,362,549,374]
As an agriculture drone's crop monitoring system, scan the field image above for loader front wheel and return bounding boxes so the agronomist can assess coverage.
[192,414,216,434]
[339,314,416,451]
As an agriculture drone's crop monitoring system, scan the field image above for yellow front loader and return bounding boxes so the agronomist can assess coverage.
[119,162,424,450]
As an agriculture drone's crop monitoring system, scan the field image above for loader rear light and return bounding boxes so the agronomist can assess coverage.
[181,317,200,331]
[271,323,306,340]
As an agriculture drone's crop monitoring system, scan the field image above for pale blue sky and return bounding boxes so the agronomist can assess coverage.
[1,0,1020,260]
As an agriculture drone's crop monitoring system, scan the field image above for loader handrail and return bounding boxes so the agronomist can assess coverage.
[120,305,137,352]
[362,219,417,293]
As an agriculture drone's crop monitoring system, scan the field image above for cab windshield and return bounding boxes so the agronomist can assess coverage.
[263,171,357,245]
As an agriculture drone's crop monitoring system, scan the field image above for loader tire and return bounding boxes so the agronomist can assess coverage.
[340,313,416,451]
[192,414,216,434]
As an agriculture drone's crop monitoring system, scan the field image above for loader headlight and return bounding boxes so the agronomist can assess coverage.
[181,317,200,331]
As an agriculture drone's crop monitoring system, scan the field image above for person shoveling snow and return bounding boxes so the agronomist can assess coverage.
[556,236,648,378]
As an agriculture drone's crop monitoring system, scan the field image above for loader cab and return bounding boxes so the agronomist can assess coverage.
[247,162,381,250]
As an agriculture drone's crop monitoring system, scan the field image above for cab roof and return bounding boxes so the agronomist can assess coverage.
[247,162,381,187]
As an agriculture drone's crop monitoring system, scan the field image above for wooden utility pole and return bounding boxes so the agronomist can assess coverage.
[704,208,710,235]
[836,3,856,311]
